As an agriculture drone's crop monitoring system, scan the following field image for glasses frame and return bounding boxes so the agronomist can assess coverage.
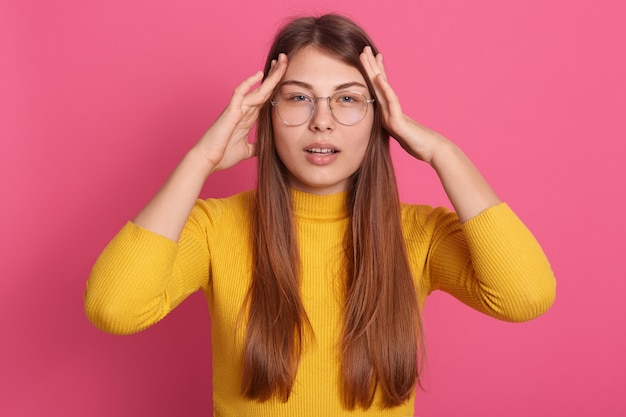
[270,90,376,126]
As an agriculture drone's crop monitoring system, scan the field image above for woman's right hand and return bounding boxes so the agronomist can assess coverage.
[194,53,288,173]
[132,54,288,240]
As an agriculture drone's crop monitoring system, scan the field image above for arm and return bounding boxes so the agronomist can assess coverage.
[85,55,289,334]
[361,47,555,318]
[360,47,499,222]
[134,54,288,240]
[418,204,556,321]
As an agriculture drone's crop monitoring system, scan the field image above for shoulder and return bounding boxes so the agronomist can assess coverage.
[400,201,459,233]
[190,190,255,227]
[198,190,254,212]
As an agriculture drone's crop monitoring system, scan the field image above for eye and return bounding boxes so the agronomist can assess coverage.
[285,93,312,103]
[333,92,364,106]
[337,95,356,103]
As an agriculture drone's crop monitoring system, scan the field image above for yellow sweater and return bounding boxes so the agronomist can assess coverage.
[85,190,556,416]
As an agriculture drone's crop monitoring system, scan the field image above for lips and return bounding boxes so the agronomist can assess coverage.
[306,147,338,155]
[304,143,339,154]
[304,143,340,165]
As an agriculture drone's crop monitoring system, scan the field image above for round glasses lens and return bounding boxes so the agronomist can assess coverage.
[330,92,367,125]
[278,93,314,126]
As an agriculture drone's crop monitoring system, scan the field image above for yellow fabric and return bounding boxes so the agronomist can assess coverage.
[85,190,556,416]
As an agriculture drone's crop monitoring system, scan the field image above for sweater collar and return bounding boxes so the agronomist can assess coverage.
[291,189,350,221]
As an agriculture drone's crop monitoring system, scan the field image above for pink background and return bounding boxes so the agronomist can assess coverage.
[2,0,625,415]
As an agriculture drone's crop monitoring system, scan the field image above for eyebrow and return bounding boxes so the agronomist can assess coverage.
[279,80,368,91]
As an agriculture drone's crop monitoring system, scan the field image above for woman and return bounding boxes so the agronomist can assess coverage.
[85,13,556,416]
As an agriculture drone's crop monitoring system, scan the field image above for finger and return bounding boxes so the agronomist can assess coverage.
[360,46,377,80]
[241,53,288,107]
[236,70,264,95]
[232,53,287,105]
[360,48,388,105]
[360,48,404,120]
[230,70,265,107]
[373,72,403,116]
[375,52,387,80]
[360,47,392,112]
[256,53,288,97]
[360,46,385,83]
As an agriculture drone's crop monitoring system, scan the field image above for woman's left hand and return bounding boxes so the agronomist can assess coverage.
[360,46,446,165]
[361,46,501,221]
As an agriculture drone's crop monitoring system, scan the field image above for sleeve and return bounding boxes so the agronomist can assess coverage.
[425,203,556,322]
[84,205,211,335]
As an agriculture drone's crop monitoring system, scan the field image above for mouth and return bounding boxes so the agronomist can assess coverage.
[305,147,339,155]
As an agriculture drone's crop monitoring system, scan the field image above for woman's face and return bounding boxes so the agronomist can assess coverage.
[271,46,374,195]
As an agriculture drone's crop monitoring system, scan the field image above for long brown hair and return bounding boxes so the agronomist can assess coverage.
[242,13,424,409]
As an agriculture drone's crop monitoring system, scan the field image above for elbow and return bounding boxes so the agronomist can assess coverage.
[498,273,557,322]
[84,293,134,335]
[84,289,159,335]
[510,286,556,322]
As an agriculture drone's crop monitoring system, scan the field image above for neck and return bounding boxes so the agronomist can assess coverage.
[291,189,349,221]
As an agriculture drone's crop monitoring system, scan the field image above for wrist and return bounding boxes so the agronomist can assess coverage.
[395,117,449,164]
[428,136,462,170]
[184,146,217,179]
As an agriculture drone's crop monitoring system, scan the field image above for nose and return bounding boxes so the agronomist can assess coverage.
[309,97,335,131]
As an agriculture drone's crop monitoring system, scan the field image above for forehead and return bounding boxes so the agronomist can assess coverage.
[280,46,367,91]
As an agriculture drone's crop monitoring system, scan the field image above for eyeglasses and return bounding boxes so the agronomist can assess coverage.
[271,91,376,126]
